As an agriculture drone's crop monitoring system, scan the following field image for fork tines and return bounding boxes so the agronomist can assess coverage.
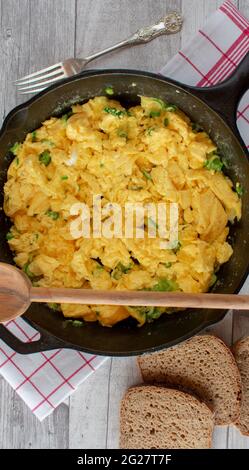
[15,62,66,94]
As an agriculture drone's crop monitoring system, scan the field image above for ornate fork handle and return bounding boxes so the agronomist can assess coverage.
[131,12,183,43]
[83,12,183,65]
[15,11,183,93]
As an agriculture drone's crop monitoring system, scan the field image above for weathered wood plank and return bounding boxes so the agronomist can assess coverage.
[0,0,31,121]
[76,0,181,72]
[0,0,76,449]
[206,311,233,345]
[29,0,76,71]
[0,0,76,114]
[69,359,111,449]
[0,375,69,449]
[106,358,142,449]
[239,0,249,18]
[181,0,237,44]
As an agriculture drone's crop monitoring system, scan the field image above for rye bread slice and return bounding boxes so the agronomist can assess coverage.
[138,335,241,425]
[120,385,214,449]
[233,336,249,436]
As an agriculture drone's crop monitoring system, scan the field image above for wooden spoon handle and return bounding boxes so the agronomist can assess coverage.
[2,261,249,324]
[30,287,249,310]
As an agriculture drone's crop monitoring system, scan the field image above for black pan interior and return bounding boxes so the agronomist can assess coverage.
[0,70,249,356]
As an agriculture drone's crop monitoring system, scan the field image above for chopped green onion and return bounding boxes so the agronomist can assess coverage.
[117,129,128,138]
[173,241,182,252]
[147,127,156,136]
[151,98,177,113]
[133,306,162,322]
[61,175,68,180]
[10,142,20,155]
[61,110,73,122]
[46,210,59,220]
[23,262,34,279]
[204,154,223,172]
[210,274,217,287]
[164,262,172,268]
[6,232,14,240]
[144,307,162,321]
[104,107,126,118]
[149,110,161,118]
[152,278,179,292]
[15,157,19,166]
[192,122,203,133]
[39,150,51,166]
[104,86,114,95]
[48,303,61,311]
[95,264,104,271]
[141,169,153,181]
[31,131,37,142]
[41,139,54,146]
[63,319,85,328]
[147,308,162,321]
[164,118,169,127]
[111,262,132,280]
[130,186,143,191]
[235,182,244,197]
[152,98,165,108]
[165,104,178,112]
[100,162,104,168]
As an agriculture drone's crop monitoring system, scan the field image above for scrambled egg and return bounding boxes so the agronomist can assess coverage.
[3,95,242,326]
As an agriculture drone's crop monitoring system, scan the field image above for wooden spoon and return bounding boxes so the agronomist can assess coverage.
[0,262,249,323]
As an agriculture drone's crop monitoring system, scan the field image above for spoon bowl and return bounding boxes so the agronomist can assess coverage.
[0,263,31,322]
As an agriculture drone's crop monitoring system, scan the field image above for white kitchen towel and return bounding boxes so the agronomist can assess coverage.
[0,0,248,421]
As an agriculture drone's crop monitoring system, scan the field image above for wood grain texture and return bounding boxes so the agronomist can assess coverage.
[0,0,248,450]
[0,376,69,449]
[0,0,75,450]
[181,0,236,44]
[239,0,249,18]
[106,358,142,449]
[76,0,181,72]
[0,0,30,121]
[30,285,249,310]
[69,359,111,449]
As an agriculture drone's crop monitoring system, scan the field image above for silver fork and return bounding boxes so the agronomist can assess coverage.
[15,12,183,95]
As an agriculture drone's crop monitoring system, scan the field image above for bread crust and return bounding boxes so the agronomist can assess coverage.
[138,334,242,426]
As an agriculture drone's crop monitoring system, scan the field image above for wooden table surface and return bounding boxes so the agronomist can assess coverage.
[0,0,249,449]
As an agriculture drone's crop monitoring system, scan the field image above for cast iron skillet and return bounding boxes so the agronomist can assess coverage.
[0,53,248,356]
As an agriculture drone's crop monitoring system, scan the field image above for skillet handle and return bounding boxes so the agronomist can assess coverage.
[184,51,249,134]
[0,323,67,354]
